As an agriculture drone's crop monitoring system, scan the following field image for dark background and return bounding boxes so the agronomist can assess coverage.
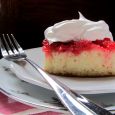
[0,0,114,50]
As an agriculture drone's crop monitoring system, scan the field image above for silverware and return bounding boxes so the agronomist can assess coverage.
[0,34,112,115]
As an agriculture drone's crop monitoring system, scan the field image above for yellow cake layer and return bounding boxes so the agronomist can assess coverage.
[44,49,115,76]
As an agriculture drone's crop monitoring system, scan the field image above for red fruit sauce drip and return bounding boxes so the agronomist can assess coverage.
[42,38,115,55]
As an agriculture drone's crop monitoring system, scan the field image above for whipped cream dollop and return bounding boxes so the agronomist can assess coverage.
[45,12,113,44]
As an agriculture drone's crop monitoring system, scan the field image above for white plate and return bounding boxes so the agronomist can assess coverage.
[1,47,115,94]
[0,64,115,113]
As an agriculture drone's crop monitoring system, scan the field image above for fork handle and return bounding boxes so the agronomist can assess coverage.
[25,58,112,115]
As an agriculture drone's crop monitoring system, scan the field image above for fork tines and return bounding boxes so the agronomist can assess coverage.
[0,34,19,55]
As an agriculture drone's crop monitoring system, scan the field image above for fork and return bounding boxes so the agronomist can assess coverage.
[0,34,113,115]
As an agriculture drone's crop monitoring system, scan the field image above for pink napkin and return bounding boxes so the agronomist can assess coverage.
[0,92,62,115]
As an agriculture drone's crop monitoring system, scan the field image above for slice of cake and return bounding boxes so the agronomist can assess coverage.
[42,12,115,77]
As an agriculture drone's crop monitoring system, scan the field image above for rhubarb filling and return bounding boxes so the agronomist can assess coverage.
[43,38,115,55]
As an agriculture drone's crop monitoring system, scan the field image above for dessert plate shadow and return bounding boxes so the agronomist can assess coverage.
[1,47,115,94]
